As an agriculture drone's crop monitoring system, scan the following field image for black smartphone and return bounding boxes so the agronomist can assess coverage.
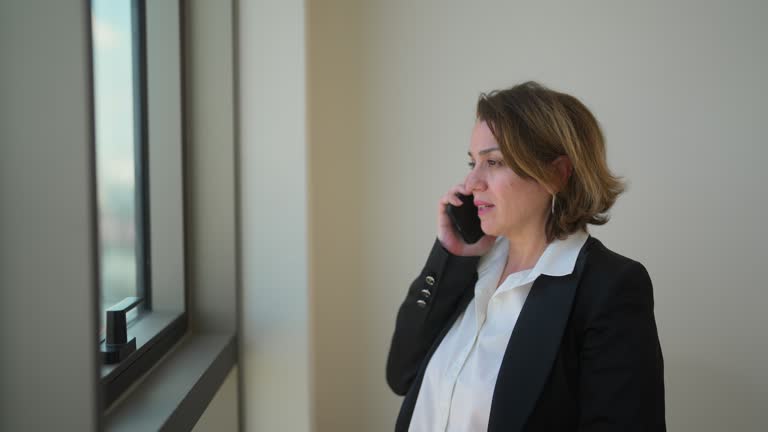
[446,193,484,244]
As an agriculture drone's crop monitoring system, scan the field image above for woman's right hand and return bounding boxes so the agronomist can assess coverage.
[437,184,497,256]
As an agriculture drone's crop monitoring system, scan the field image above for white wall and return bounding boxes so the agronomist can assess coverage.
[308,1,768,431]
[0,1,100,430]
[238,0,312,431]
[184,0,241,427]
[185,0,238,335]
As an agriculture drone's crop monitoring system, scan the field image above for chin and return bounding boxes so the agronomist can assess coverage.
[480,220,500,237]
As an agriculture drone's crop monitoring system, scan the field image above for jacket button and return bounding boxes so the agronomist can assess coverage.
[420,289,431,298]
[425,275,436,286]
[416,299,427,308]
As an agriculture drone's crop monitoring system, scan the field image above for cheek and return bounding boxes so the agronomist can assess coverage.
[498,181,547,216]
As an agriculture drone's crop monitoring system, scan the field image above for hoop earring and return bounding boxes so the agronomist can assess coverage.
[551,194,556,215]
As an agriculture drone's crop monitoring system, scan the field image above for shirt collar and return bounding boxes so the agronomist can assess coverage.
[477,230,590,279]
[533,229,590,277]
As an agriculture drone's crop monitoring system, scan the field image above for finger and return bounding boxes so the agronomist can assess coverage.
[439,193,462,207]
[455,183,469,196]
[449,183,466,195]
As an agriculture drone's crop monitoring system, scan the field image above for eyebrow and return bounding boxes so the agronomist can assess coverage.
[468,147,501,157]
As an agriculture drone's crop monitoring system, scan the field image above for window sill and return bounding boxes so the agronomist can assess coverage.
[99,312,180,384]
[104,331,237,431]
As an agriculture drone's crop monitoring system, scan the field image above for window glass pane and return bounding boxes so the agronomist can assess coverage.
[91,0,139,336]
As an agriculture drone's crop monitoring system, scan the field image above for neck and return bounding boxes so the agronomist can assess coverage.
[503,226,549,275]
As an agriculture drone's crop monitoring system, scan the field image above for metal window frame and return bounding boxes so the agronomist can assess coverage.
[132,0,152,311]
[89,0,189,409]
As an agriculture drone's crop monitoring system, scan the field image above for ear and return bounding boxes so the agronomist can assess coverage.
[551,156,572,192]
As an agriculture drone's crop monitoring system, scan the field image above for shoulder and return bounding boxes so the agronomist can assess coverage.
[581,236,643,272]
[580,236,651,286]
[575,237,655,321]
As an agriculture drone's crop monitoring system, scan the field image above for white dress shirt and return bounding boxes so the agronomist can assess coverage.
[409,230,589,432]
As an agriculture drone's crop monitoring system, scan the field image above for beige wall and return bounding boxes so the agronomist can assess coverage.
[308,1,768,431]
[193,367,240,432]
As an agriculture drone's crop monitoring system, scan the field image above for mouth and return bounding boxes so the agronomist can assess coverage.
[475,200,494,216]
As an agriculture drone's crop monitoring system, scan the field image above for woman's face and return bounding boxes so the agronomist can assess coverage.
[464,121,551,240]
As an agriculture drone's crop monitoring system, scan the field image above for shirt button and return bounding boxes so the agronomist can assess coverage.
[416,299,427,308]
[425,275,436,285]
[420,289,431,298]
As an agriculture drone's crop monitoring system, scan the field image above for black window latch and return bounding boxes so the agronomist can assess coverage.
[101,296,143,364]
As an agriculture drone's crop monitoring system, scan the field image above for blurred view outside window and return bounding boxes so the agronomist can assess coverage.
[91,0,142,336]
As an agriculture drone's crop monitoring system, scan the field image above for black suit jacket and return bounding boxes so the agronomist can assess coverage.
[386,236,665,431]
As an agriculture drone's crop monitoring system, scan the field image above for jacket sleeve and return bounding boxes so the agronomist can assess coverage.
[578,261,666,431]
[386,239,480,396]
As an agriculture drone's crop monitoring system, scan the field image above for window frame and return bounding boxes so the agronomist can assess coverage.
[132,0,152,312]
[90,0,189,409]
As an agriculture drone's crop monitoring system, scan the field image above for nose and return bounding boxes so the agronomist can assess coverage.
[464,167,486,193]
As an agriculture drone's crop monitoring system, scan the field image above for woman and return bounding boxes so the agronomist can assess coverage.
[386,82,665,431]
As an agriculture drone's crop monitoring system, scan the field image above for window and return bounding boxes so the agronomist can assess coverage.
[92,0,145,338]
[90,0,187,408]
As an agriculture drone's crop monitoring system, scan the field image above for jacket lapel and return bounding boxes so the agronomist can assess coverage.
[487,237,594,432]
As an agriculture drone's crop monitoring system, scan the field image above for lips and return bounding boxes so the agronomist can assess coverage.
[475,200,494,216]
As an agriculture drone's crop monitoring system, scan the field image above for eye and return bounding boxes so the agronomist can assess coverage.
[487,159,503,167]
[467,161,476,169]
